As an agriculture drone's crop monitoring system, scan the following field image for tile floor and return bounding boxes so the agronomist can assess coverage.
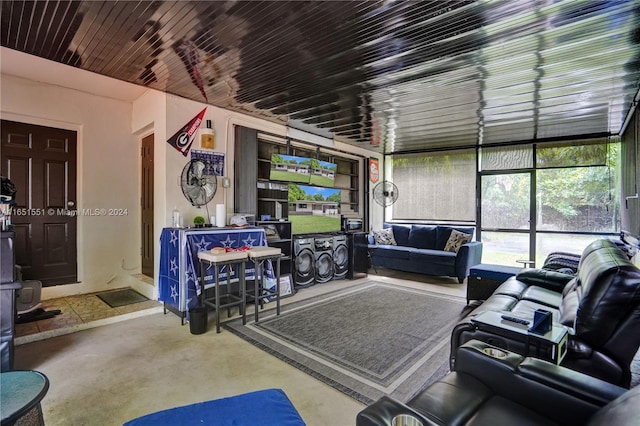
[15,287,163,341]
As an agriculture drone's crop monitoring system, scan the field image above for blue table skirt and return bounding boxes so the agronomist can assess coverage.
[123,389,306,426]
[159,227,273,313]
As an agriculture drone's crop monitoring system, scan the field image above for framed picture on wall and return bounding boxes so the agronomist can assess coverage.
[279,274,294,298]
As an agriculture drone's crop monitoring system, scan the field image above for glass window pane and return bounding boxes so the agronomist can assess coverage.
[536,166,618,233]
[391,150,475,221]
[480,231,530,266]
[481,174,530,229]
[536,233,601,265]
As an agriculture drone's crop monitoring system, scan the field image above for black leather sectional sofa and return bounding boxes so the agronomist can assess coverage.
[451,238,640,387]
[357,238,640,425]
[356,340,640,426]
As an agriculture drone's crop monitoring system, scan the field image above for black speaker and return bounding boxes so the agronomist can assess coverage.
[347,232,368,279]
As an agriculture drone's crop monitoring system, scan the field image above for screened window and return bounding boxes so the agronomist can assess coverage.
[536,167,617,232]
[536,141,619,234]
[480,145,533,170]
[536,139,608,168]
[391,149,476,221]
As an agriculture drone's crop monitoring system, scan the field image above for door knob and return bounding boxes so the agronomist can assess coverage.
[68,201,75,208]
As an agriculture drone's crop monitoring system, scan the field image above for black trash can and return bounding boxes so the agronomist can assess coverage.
[188,307,208,335]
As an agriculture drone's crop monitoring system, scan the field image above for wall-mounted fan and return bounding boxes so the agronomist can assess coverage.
[180,159,217,207]
[373,181,399,207]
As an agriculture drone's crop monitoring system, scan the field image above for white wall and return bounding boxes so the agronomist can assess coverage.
[134,94,382,283]
[1,48,380,300]
[1,73,141,299]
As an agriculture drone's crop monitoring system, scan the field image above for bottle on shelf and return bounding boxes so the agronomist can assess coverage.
[200,120,215,149]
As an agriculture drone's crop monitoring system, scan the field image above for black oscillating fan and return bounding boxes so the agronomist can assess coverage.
[373,181,399,207]
[180,159,217,207]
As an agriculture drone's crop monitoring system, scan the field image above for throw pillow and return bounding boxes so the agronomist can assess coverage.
[372,228,397,245]
[391,224,411,246]
[408,225,437,249]
[436,226,474,250]
[444,229,472,253]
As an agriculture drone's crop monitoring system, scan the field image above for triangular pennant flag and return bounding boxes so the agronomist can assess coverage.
[167,107,207,156]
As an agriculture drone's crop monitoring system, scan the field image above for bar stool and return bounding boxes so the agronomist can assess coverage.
[197,250,248,333]
[246,246,282,323]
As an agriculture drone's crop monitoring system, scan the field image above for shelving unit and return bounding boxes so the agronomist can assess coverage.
[234,124,364,227]
[257,140,289,219]
[257,181,289,220]
[334,158,360,215]
[256,220,292,276]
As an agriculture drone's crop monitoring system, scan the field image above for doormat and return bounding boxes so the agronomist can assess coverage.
[97,289,149,308]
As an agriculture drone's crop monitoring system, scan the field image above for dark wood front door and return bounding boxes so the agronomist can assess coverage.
[141,134,154,278]
[1,120,77,286]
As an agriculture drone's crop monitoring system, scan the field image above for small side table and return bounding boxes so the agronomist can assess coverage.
[1,370,49,426]
[516,260,536,268]
[247,246,282,323]
[197,251,248,333]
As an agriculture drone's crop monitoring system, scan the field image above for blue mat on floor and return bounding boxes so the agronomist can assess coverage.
[123,389,305,426]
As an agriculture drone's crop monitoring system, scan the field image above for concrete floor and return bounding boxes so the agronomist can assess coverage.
[14,271,466,426]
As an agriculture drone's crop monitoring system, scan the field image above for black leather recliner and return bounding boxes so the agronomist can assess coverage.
[451,239,640,387]
[356,340,639,426]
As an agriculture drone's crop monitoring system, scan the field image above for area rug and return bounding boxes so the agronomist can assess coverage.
[224,280,468,404]
[97,288,149,308]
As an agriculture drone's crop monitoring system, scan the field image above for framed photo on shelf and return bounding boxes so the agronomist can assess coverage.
[279,274,294,297]
[264,224,280,240]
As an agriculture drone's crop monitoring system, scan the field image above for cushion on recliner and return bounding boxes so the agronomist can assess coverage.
[493,277,529,299]
[520,286,562,309]
[408,373,493,425]
[463,396,559,426]
[471,294,520,315]
[516,269,575,292]
[407,225,437,249]
[586,384,640,426]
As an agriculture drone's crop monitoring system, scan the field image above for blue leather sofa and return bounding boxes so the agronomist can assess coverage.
[368,223,483,283]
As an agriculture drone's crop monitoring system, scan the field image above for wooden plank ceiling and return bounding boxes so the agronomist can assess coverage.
[1,0,639,154]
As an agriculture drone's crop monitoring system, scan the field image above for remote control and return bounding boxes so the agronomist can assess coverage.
[501,315,530,325]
